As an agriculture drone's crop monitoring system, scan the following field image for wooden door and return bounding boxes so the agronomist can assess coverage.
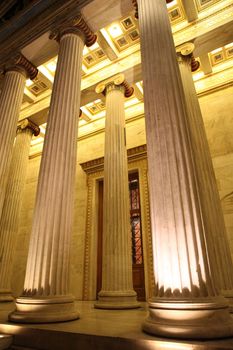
[97,172,145,300]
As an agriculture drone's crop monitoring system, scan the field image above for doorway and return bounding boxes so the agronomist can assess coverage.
[96,171,146,300]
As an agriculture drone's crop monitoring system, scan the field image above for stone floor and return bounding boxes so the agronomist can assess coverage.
[0,301,233,349]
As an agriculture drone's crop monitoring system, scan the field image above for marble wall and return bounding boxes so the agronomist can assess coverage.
[11,86,233,298]
[199,85,233,260]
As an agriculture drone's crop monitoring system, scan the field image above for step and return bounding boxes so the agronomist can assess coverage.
[0,335,12,349]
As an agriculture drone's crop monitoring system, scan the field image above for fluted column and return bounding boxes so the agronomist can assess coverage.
[136,0,233,339]
[0,55,38,219]
[94,74,139,309]
[0,119,40,302]
[177,46,233,310]
[9,16,97,323]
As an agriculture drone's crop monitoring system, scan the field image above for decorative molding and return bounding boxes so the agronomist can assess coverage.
[191,53,200,72]
[132,0,138,19]
[96,73,134,98]
[50,14,97,47]
[80,144,147,174]
[29,113,146,160]
[81,152,153,302]
[18,119,40,137]
[0,0,93,69]
[7,53,38,80]
[177,42,200,72]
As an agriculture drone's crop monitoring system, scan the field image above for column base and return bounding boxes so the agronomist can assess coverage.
[221,289,233,313]
[94,290,140,309]
[143,296,233,339]
[8,295,79,323]
[0,289,14,302]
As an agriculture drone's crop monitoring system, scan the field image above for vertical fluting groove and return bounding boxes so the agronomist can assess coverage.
[23,33,83,297]
[178,56,233,295]
[101,85,134,293]
[138,0,217,298]
[0,71,26,219]
[0,128,33,295]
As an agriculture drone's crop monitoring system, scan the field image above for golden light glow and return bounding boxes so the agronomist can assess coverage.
[89,42,100,51]
[26,80,33,87]
[108,23,123,38]
[192,71,205,81]
[38,66,54,82]
[136,81,143,94]
[167,0,177,9]
[225,42,233,49]
[46,61,57,72]
[211,47,222,54]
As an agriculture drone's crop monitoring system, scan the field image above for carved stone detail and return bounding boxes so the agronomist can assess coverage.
[11,54,38,80]
[81,147,154,301]
[18,119,40,137]
[50,14,97,47]
[95,74,134,98]
[132,0,138,19]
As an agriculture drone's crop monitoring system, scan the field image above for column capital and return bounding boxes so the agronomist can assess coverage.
[6,54,38,80]
[132,0,138,19]
[95,74,134,98]
[50,14,97,47]
[176,42,200,71]
[17,119,40,137]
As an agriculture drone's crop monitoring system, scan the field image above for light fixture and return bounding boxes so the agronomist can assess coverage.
[108,23,123,38]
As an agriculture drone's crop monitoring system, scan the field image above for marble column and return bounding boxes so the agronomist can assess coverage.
[136,0,233,339]
[94,74,139,309]
[9,16,97,323]
[0,55,38,219]
[177,46,233,310]
[0,119,40,302]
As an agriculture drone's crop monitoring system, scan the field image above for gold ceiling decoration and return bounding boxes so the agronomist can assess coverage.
[16,0,233,153]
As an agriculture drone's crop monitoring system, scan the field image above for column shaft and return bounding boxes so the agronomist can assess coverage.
[9,31,84,323]
[0,71,26,217]
[178,55,233,305]
[95,83,138,309]
[0,125,35,301]
[137,0,233,339]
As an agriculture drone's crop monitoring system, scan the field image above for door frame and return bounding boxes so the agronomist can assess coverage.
[81,145,154,301]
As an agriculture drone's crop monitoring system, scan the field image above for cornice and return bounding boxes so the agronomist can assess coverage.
[50,14,97,47]
[80,144,147,174]
[0,0,93,69]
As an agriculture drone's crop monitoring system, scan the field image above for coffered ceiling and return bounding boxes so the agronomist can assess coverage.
[1,0,233,153]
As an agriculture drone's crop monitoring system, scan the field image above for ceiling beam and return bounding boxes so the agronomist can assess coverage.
[97,31,118,61]
[199,53,212,75]
[194,21,233,57]
[181,0,198,22]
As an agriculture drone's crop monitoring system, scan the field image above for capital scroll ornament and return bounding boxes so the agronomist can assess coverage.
[50,14,97,47]
[13,53,38,80]
[96,74,134,98]
[132,0,138,19]
[18,119,40,136]
[177,42,200,72]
